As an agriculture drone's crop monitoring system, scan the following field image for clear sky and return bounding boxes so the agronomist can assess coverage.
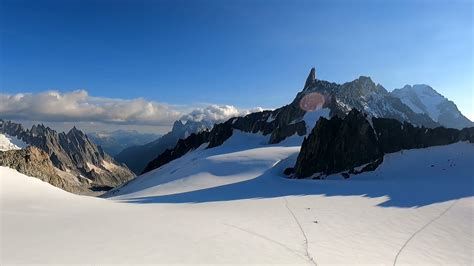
[1,0,473,132]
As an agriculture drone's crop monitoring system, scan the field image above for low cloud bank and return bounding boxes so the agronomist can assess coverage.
[181,105,264,122]
[0,90,263,127]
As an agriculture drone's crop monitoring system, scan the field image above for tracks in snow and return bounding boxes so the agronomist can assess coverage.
[222,222,308,262]
[392,199,459,266]
[284,197,318,266]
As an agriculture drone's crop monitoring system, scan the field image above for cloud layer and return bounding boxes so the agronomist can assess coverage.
[181,105,263,122]
[0,90,263,127]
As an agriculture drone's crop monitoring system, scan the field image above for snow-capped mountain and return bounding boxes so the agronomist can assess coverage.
[392,84,473,129]
[140,68,441,174]
[88,130,161,156]
[115,119,213,174]
[300,69,438,127]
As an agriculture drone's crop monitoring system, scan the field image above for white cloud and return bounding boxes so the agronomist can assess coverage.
[181,105,264,122]
[0,90,264,127]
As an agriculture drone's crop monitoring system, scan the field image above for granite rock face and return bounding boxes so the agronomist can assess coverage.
[0,146,86,193]
[294,109,383,178]
[0,120,135,191]
[293,109,474,179]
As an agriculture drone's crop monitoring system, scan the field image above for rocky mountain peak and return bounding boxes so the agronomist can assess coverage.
[67,126,85,137]
[350,76,387,94]
[391,84,473,129]
[303,67,316,89]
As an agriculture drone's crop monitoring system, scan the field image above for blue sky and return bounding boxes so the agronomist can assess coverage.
[1,0,473,131]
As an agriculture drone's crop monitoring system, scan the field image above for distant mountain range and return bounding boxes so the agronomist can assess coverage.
[115,119,213,174]
[0,120,135,193]
[391,84,473,129]
[88,130,161,156]
[1,67,472,194]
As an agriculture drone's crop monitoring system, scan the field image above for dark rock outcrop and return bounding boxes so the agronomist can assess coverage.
[0,146,86,193]
[293,109,474,179]
[0,120,135,190]
[294,109,383,178]
[304,67,316,89]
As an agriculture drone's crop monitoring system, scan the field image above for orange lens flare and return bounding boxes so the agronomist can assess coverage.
[299,92,326,112]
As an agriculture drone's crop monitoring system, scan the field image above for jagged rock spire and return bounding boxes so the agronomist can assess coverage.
[304,67,316,89]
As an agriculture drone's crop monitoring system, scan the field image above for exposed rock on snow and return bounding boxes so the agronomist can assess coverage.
[294,109,382,178]
[294,109,474,178]
[0,146,86,193]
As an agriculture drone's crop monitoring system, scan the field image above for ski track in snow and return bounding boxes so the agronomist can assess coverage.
[284,197,318,266]
[221,222,308,262]
[392,199,460,266]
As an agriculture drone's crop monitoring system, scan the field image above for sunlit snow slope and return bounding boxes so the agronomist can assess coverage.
[1,131,473,264]
[0,133,27,151]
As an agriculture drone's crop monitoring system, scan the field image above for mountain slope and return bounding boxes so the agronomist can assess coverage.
[0,120,135,191]
[115,120,212,174]
[392,84,473,129]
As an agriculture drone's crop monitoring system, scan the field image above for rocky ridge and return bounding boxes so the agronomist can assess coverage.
[0,120,135,191]
[293,109,474,179]
[0,146,87,193]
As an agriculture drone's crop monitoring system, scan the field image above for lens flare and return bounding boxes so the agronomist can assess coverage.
[299,92,326,112]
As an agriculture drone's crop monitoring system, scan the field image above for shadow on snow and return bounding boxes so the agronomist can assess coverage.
[120,162,473,208]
